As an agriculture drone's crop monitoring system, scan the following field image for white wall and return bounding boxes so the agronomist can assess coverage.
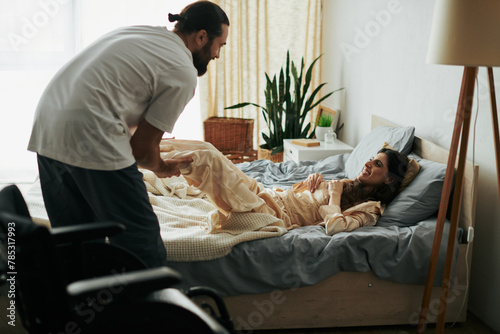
[321,0,500,332]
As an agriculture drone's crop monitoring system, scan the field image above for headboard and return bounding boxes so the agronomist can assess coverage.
[371,115,479,233]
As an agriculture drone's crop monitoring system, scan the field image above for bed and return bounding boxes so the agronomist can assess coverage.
[164,115,478,331]
[23,115,478,331]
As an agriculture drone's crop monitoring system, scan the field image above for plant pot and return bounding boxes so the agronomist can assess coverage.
[315,126,333,141]
[258,146,283,163]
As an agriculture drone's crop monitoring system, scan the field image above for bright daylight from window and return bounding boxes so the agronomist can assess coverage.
[0,0,201,183]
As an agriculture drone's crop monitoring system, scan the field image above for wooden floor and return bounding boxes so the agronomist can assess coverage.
[253,312,496,334]
[1,311,495,334]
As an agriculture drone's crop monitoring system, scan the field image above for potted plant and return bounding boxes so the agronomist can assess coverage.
[315,113,334,141]
[224,51,344,162]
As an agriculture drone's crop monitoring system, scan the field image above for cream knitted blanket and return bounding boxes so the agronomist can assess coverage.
[141,170,287,261]
[26,171,287,262]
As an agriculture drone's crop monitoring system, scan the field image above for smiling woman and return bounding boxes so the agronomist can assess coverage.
[0,0,201,183]
[357,152,392,187]
[305,147,410,212]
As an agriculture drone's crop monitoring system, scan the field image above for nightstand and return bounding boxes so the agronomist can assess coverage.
[283,139,354,163]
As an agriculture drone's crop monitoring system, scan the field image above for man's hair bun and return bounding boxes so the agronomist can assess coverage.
[168,13,185,22]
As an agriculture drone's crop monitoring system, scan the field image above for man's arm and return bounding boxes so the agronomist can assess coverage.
[130,119,192,178]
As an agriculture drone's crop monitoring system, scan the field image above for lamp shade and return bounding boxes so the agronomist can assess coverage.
[427,0,500,66]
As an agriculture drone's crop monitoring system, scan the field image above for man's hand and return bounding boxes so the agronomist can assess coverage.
[131,119,194,178]
[306,173,324,192]
[155,157,193,178]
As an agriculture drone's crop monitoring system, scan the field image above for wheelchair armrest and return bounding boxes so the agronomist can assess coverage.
[67,266,182,301]
[50,222,125,244]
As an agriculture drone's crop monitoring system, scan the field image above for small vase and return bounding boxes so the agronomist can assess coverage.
[315,126,333,141]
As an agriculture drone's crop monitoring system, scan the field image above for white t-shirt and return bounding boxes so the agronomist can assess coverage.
[28,26,198,171]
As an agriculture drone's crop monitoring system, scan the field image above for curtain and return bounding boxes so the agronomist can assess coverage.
[199,0,323,148]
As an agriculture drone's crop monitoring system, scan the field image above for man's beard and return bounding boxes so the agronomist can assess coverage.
[192,40,213,77]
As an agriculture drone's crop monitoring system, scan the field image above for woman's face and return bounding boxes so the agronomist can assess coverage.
[356,152,392,187]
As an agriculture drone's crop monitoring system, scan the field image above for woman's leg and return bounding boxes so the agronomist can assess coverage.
[160,140,276,216]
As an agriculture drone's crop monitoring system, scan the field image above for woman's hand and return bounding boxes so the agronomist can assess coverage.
[328,180,344,195]
[154,157,193,178]
[328,180,344,206]
[306,173,324,193]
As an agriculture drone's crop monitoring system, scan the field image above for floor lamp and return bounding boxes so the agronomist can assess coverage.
[417,1,500,333]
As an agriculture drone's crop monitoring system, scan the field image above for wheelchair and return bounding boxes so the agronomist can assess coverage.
[0,185,234,333]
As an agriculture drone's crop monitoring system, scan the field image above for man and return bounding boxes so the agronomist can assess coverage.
[28,1,230,267]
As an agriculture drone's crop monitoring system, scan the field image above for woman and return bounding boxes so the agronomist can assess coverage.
[158,140,409,235]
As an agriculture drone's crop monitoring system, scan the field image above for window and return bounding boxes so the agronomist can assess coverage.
[0,0,201,183]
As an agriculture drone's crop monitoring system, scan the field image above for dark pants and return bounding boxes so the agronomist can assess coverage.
[37,155,167,268]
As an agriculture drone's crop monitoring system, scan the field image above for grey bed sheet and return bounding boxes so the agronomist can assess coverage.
[167,154,459,297]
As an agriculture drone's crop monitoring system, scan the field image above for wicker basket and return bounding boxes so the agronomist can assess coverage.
[223,151,258,164]
[204,117,257,162]
[257,147,284,163]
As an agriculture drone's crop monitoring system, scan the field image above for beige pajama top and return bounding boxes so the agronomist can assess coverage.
[271,180,383,235]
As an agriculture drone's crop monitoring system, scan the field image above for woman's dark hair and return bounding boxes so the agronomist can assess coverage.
[340,148,409,210]
[378,147,409,191]
[168,1,230,40]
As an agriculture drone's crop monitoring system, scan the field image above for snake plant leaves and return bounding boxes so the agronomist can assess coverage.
[225,51,344,156]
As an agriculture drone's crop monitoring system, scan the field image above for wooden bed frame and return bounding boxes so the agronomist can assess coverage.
[223,115,479,331]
